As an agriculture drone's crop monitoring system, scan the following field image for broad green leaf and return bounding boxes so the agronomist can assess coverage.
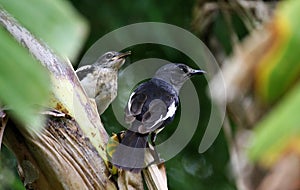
[0,27,50,131]
[249,81,300,167]
[255,0,300,103]
[0,0,88,61]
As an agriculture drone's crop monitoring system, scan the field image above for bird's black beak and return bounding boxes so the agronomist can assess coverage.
[189,69,206,76]
[114,51,131,60]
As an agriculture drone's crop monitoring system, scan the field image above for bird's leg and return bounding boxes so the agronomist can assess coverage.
[150,132,157,146]
[147,133,164,166]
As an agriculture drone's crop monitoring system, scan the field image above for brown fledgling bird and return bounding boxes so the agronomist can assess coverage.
[76,51,131,114]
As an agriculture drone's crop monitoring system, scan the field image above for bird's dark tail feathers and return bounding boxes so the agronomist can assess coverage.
[111,130,148,172]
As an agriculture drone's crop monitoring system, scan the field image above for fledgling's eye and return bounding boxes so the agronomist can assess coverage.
[106,53,114,59]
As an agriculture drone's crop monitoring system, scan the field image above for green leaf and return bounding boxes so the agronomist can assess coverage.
[0,27,50,131]
[255,0,300,103]
[249,81,300,166]
[0,0,88,60]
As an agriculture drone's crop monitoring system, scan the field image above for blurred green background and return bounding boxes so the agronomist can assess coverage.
[0,0,257,189]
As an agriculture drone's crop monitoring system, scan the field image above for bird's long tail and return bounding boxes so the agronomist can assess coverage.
[111,130,148,172]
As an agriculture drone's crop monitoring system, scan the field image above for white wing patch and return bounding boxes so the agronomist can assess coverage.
[76,64,90,72]
[137,99,177,134]
[165,101,177,119]
[152,100,177,129]
[127,91,136,114]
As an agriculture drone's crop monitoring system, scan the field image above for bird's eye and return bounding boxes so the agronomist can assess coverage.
[106,53,113,59]
[178,65,189,73]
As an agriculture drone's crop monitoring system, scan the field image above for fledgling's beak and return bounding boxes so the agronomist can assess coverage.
[114,51,131,60]
[112,51,131,69]
[189,69,206,76]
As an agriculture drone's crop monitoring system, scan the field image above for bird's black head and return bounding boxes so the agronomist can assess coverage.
[95,51,131,69]
[154,63,205,93]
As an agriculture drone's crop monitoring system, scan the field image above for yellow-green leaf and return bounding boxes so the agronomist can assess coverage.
[249,81,300,167]
[255,0,300,103]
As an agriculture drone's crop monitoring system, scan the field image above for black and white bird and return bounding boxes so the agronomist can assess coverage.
[76,51,131,114]
[111,63,205,172]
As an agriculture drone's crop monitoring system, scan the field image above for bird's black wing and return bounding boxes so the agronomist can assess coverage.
[124,89,147,123]
[125,79,178,134]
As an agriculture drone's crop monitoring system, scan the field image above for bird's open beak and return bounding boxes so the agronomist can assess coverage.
[114,51,131,60]
[112,51,131,69]
[189,69,206,76]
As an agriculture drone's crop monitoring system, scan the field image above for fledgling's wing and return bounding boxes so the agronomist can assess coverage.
[94,69,118,114]
[76,65,99,98]
[76,65,96,81]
